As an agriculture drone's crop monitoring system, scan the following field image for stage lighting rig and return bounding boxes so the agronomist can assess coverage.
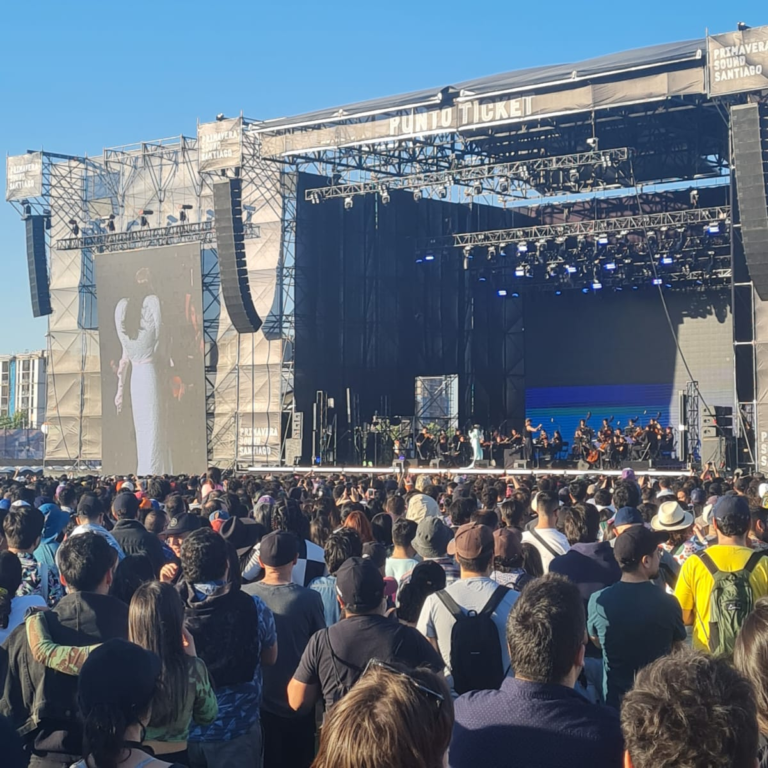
[139,209,153,227]
[344,197,354,210]
[179,204,193,222]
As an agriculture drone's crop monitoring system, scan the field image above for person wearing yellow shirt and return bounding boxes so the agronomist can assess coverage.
[674,494,768,652]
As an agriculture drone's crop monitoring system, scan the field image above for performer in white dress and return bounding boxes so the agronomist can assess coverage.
[467,425,483,468]
[114,286,170,476]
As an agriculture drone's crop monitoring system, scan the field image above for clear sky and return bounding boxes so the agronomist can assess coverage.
[0,0,761,354]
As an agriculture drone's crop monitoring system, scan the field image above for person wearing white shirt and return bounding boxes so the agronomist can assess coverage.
[522,490,570,572]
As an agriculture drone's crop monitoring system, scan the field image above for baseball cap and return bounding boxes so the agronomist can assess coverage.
[78,638,161,711]
[613,507,643,527]
[447,522,494,559]
[121,480,136,493]
[690,488,706,505]
[220,517,262,553]
[614,525,668,568]
[112,492,140,518]
[412,517,454,559]
[160,513,201,537]
[259,531,298,567]
[362,541,387,569]
[76,495,103,518]
[494,527,523,560]
[712,494,751,524]
[336,556,384,613]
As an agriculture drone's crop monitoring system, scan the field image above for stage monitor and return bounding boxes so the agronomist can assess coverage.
[96,244,207,476]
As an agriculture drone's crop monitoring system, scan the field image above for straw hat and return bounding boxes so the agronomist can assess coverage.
[650,500,694,532]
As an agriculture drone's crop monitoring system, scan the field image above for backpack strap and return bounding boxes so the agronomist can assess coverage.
[436,589,465,620]
[480,586,509,617]
[744,550,766,574]
[697,551,719,577]
[529,528,561,559]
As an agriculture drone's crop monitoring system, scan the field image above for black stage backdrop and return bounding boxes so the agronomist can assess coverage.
[96,244,207,475]
[294,173,523,462]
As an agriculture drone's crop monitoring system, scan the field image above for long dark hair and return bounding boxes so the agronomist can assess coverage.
[734,597,768,734]
[128,581,189,728]
[0,552,22,629]
[122,268,155,341]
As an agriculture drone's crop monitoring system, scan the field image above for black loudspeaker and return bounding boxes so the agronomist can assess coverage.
[212,178,262,333]
[25,216,52,317]
[731,104,768,299]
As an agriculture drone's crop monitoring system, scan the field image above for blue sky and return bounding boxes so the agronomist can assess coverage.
[0,1,761,353]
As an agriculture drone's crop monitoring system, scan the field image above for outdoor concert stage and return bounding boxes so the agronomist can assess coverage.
[6,23,768,473]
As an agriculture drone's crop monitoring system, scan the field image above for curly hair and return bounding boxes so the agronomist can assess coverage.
[621,648,758,768]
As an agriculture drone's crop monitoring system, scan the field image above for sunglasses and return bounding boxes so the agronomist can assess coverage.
[363,659,445,707]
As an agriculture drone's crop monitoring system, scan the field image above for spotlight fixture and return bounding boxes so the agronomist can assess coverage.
[344,197,354,210]
[652,278,663,286]
[586,137,599,150]
[498,177,510,194]
[738,21,751,31]
[139,209,154,228]
[179,203,193,222]
[592,281,602,290]
[661,256,673,265]
[706,222,721,235]
[424,253,435,262]
[597,235,609,246]
[497,289,508,297]
[438,186,448,199]
[604,261,616,271]
[517,241,528,254]
[68,219,79,236]
[309,192,320,205]
[487,246,497,259]
[690,189,700,207]
[514,266,525,277]
[380,188,391,205]
[216,113,226,121]
[413,189,422,202]
[472,182,483,196]
[107,213,115,232]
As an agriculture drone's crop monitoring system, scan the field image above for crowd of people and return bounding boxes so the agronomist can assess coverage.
[1,465,768,767]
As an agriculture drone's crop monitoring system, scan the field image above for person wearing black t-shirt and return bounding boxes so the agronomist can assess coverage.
[288,557,443,712]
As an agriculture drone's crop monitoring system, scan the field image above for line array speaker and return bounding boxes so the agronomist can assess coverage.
[212,178,262,334]
[731,104,768,299]
[25,215,52,317]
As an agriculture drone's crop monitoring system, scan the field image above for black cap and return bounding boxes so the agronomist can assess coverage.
[259,531,298,567]
[362,541,387,569]
[77,494,103,518]
[614,525,668,568]
[78,638,161,711]
[112,492,139,519]
[335,556,384,613]
[161,513,201,537]
[713,494,751,525]
[220,517,262,552]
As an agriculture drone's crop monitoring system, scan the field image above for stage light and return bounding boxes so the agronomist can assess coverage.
[604,262,616,270]
[413,189,422,202]
[586,137,599,150]
[581,286,590,294]
[107,214,115,232]
[478,275,487,282]
[415,257,423,264]
[438,186,448,199]
[487,246,497,259]
[512,292,520,298]
[499,177,510,194]
[497,289,508,297]
[690,189,700,207]
[566,266,577,274]
[632,285,639,290]
[652,278,662,286]
[592,281,602,290]
[380,188,391,205]
[68,219,79,235]
[597,235,609,246]
[738,21,751,31]
[425,253,435,262]
[555,290,562,296]
[344,197,354,210]
[472,182,483,196]
[216,113,226,121]
[309,192,320,205]
[517,241,528,254]
[661,256,673,265]
[515,266,525,277]
[706,222,720,235]
[139,209,153,228]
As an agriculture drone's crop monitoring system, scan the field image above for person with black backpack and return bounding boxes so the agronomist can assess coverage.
[675,494,768,657]
[417,522,519,696]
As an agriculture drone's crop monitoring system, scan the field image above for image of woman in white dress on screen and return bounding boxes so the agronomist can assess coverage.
[114,268,170,475]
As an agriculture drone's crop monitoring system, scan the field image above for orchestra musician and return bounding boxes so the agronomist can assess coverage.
[573,420,594,460]
[659,426,675,458]
[437,432,452,464]
[415,427,435,464]
[524,418,542,462]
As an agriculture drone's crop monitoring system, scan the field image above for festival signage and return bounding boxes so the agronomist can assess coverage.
[708,25,768,97]
[198,117,242,171]
[5,152,43,201]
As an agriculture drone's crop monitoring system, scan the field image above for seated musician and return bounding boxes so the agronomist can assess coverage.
[415,427,434,463]
[659,426,675,457]
[437,432,452,464]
